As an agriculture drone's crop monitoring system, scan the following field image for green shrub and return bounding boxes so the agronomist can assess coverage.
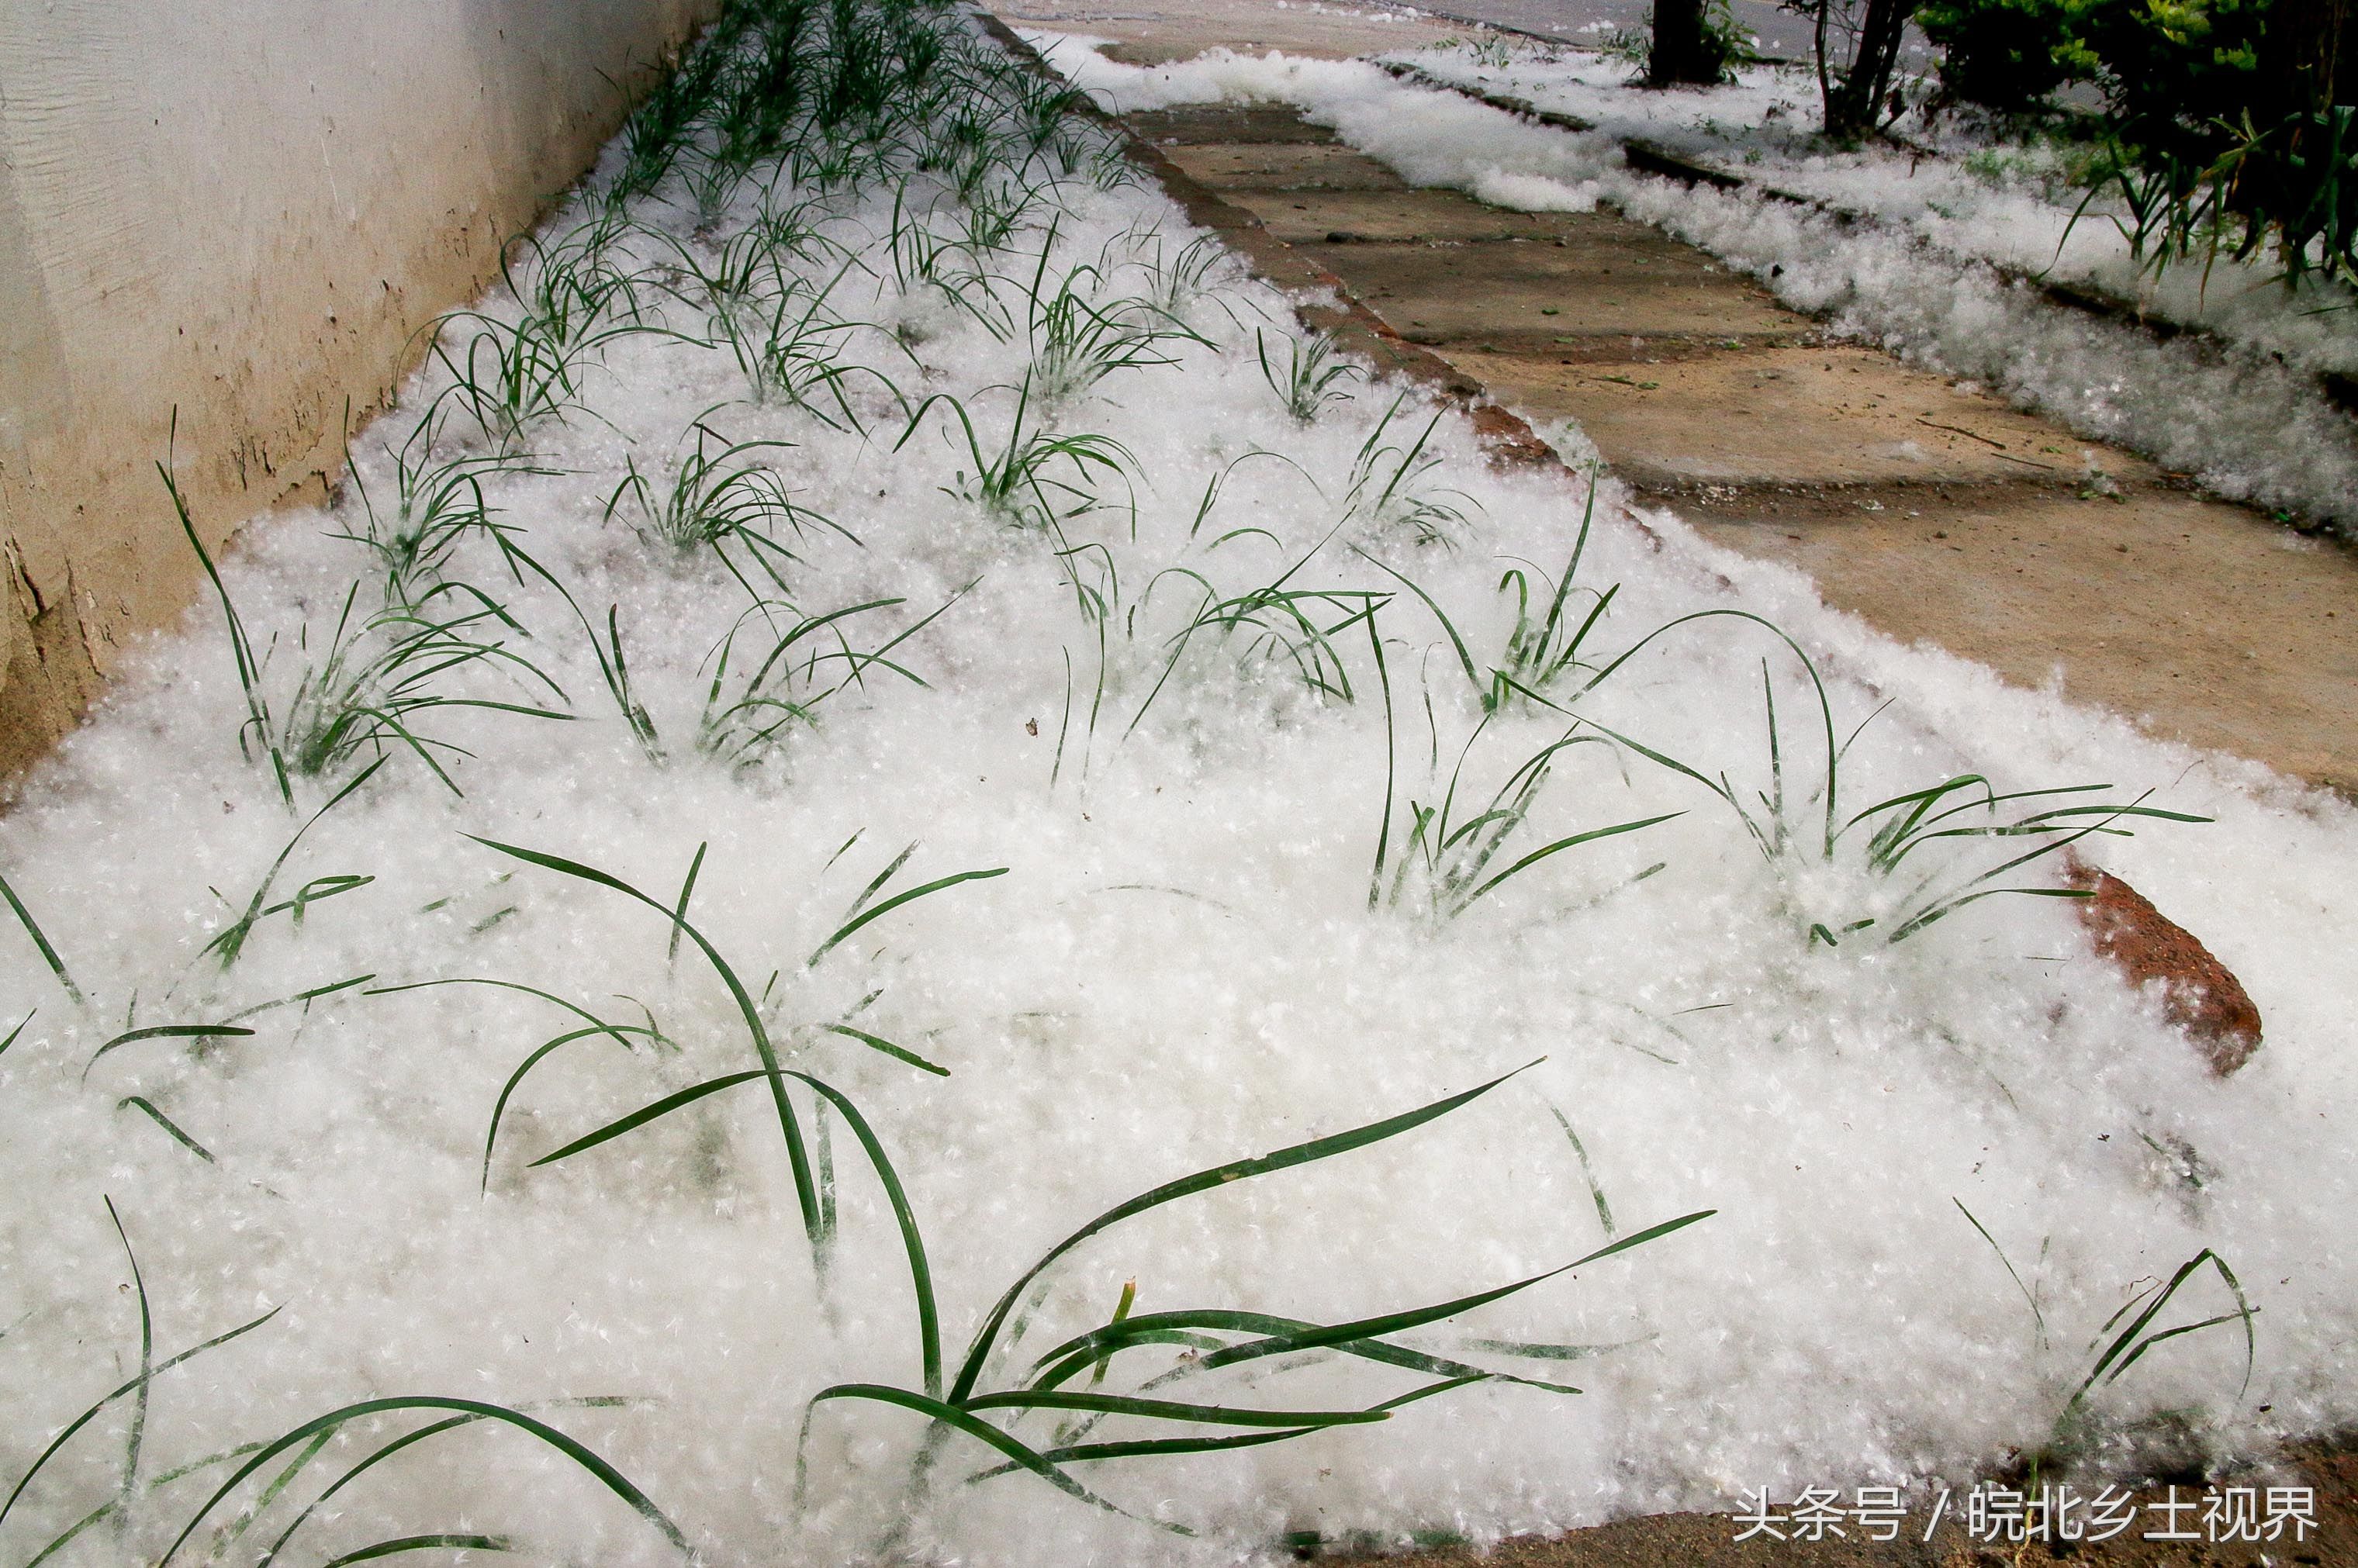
[1917,0,2084,112]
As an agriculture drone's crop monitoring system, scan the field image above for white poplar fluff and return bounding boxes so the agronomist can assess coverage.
[2,6,2353,1566]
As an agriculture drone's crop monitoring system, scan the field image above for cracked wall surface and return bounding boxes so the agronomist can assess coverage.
[0,0,717,784]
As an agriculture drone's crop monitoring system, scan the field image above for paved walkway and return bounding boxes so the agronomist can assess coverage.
[969,12,2358,1556]
[1001,0,2358,798]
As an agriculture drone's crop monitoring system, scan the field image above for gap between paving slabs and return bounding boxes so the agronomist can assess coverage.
[972,8,2267,1078]
[1376,58,2358,422]
[1029,21,2358,800]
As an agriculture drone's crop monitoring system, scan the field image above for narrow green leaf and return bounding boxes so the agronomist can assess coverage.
[117,1098,219,1163]
[319,1535,513,1568]
[819,1022,949,1076]
[950,1063,1542,1404]
[808,866,1008,966]
[0,869,81,1002]
[161,1397,687,1565]
[83,1024,256,1082]
[1,1305,283,1528]
[800,1383,1186,1533]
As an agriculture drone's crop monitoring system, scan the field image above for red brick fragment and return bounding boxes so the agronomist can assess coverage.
[2066,858,2262,1075]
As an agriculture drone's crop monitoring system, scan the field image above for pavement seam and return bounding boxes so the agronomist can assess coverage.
[968,5,1589,484]
[1374,60,2358,423]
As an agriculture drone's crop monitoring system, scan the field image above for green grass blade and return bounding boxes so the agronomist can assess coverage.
[790,1072,942,1400]
[949,1063,1540,1404]
[961,1390,1388,1428]
[528,1069,768,1166]
[161,1397,687,1566]
[83,1024,256,1082]
[669,843,708,965]
[1453,812,1683,914]
[482,1023,661,1192]
[0,1009,31,1062]
[1547,1106,1616,1240]
[258,1415,484,1568]
[800,1383,1186,1532]
[117,1098,219,1163]
[104,1199,154,1519]
[0,1304,282,1528]
[818,1021,949,1076]
[1954,1197,2046,1349]
[466,837,821,1247]
[1350,547,1478,695]
[318,1536,513,1568]
[966,1425,1317,1480]
[807,866,1008,966]
[0,869,82,1003]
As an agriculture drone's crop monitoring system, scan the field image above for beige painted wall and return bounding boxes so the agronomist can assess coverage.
[0,0,717,782]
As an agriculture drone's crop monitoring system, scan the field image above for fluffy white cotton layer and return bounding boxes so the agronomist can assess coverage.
[4,11,2354,1568]
[1032,33,2358,533]
[1396,43,2358,377]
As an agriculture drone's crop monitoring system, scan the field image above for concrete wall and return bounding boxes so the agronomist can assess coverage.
[0,0,717,782]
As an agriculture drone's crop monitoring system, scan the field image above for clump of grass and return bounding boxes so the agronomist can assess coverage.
[790,1065,1710,1547]
[1129,561,1385,734]
[899,381,1136,532]
[466,836,1004,1266]
[696,590,956,768]
[503,212,646,350]
[335,409,549,608]
[686,256,897,425]
[1483,469,1617,712]
[430,304,624,455]
[0,1204,681,1566]
[1129,232,1233,319]
[265,584,575,796]
[1959,1203,2258,1478]
[1567,610,2204,944]
[1342,397,1475,547]
[1367,713,1679,922]
[1256,327,1361,423]
[604,416,852,598]
[1018,245,1209,407]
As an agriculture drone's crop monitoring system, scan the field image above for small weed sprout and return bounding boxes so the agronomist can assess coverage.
[898,382,1137,531]
[792,1065,1710,1549]
[1484,469,1617,710]
[0,1204,683,1565]
[1257,327,1361,423]
[1129,232,1233,318]
[1343,396,1476,547]
[605,417,851,597]
[1958,1204,2259,1478]
[1573,611,2207,944]
[266,584,575,796]
[430,306,621,455]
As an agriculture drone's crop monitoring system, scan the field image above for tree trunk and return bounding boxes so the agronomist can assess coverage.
[1823,0,1914,135]
[1650,0,1722,85]
[2256,0,2351,112]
